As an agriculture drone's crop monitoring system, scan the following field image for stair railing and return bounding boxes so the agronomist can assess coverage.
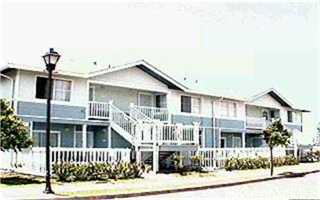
[109,101,137,138]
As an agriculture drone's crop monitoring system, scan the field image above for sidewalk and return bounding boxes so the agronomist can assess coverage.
[1,162,319,199]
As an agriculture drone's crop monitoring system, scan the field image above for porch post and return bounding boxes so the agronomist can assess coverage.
[242,131,246,148]
[153,146,159,173]
[82,124,87,148]
[193,122,200,146]
[29,121,33,139]
[108,125,112,148]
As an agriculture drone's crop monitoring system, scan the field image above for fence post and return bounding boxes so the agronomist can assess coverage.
[193,122,200,145]
[176,123,183,145]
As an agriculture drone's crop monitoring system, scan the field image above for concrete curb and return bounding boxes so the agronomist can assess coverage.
[56,170,320,200]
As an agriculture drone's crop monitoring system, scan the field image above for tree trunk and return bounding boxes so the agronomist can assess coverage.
[270,147,274,176]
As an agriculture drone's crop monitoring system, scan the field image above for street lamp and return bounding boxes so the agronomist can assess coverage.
[42,48,60,194]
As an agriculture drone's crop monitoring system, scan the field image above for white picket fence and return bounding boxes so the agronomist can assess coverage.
[195,147,288,170]
[0,147,131,176]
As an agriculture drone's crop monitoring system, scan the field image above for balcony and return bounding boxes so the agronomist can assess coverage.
[88,101,110,119]
[246,117,267,129]
[131,105,169,122]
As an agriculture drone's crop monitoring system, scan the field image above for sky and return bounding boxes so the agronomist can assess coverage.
[1,0,319,143]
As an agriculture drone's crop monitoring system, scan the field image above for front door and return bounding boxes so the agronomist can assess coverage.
[138,92,154,107]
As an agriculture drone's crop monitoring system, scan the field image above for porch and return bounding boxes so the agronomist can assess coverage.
[88,83,169,122]
[246,105,280,129]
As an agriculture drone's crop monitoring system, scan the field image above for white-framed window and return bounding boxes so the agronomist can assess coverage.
[32,130,61,147]
[181,95,201,114]
[35,77,71,102]
[89,85,96,101]
[87,131,94,148]
[232,137,242,148]
[295,112,302,124]
[220,101,238,118]
[220,137,226,148]
[74,126,83,148]
[191,97,201,114]
[138,92,154,107]
[287,111,293,123]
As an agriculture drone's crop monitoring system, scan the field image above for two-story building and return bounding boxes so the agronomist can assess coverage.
[0,60,308,171]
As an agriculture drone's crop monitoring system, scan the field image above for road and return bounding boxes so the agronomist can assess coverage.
[119,172,320,200]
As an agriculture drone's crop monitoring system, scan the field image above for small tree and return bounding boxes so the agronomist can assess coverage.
[263,119,291,176]
[0,99,32,152]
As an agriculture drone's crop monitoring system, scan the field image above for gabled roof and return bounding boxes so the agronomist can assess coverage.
[0,63,87,78]
[250,88,309,112]
[88,60,188,91]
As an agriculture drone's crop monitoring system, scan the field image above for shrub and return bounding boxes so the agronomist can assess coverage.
[191,155,204,172]
[225,155,298,171]
[301,150,320,163]
[52,162,151,182]
[169,153,184,171]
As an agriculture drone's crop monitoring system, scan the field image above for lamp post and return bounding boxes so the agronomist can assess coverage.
[42,48,60,194]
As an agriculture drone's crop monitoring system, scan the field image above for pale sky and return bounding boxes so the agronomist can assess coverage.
[1,0,319,143]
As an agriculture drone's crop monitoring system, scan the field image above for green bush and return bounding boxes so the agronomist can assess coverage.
[52,162,151,182]
[225,155,298,171]
[301,150,320,163]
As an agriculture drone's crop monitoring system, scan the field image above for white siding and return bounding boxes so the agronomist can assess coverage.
[0,75,14,99]
[90,67,170,93]
[214,99,246,120]
[17,70,88,107]
[249,94,282,109]
[94,84,139,112]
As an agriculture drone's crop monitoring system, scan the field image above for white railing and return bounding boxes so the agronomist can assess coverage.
[158,124,198,145]
[88,101,110,119]
[51,147,131,164]
[129,105,153,122]
[133,105,169,122]
[110,103,137,137]
[246,117,267,129]
[0,147,131,176]
[196,147,287,170]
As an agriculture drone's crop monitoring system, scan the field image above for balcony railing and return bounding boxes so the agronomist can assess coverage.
[246,117,267,129]
[132,105,169,122]
[88,101,110,119]
[135,123,199,145]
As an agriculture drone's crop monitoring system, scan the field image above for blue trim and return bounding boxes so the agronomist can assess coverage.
[20,116,109,126]
[171,114,213,126]
[215,118,245,129]
[17,101,86,120]
[285,124,303,132]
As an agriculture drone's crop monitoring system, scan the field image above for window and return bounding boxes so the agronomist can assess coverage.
[32,130,60,147]
[270,110,275,119]
[156,95,167,108]
[35,77,71,102]
[262,111,269,120]
[220,137,226,148]
[139,93,154,107]
[181,96,201,114]
[191,97,201,114]
[35,77,49,99]
[87,132,94,148]
[230,102,237,118]
[89,86,95,101]
[220,101,238,118]
[220,102,228,117]
[181,96,191,113]
[232,137,242,148]
[295,112,302,124]
[287,111,293,122]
